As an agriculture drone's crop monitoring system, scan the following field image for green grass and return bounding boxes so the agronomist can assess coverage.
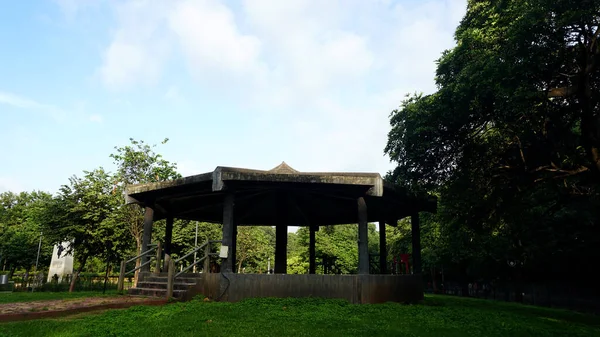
[0,291,118,304]
[0,295,598,337]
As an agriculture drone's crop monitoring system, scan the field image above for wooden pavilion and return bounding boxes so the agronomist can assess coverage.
[124,162,436,303]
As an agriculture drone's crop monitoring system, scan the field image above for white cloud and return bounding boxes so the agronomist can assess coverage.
[98,1,172,90]
[168,0,264,76]
[53,0,101,20]
[0,177,24,193]
[95,0,467,174]
[0,91,67,121]
[89,114,103,123]
[99,39,168,90]
[164,85,184,104]
[176,160,205,177]
[53,0,84,19]
[1,91,104,125]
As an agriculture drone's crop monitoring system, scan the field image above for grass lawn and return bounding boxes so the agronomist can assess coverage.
[0,295,598,337]
[0,291,118,304]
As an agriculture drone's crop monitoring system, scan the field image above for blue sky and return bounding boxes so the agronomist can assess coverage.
[0,0,466,194]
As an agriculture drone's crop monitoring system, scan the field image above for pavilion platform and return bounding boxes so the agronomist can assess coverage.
[184,273,423,304]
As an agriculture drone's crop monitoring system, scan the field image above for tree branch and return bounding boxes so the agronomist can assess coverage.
[533,166,589,182]
[589,24,600,53]
[514,136,527,169]
[547,85,579,98]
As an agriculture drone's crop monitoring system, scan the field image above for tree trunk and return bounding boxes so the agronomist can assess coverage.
[459,261,469,297]
[514,267,523,303]
[431,267,438,293]
[578,43,600,177]
[22,268,30,289]
[69,255,88,293]
[237,258,245,273]
[126,205,145,287]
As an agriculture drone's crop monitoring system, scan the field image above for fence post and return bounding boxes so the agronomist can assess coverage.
[118,260,126,293]
[167,259,174,299]
[155,242,162,274]
[204,243,210,273]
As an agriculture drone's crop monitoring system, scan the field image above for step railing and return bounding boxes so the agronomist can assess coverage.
[173,240,221,278]
[117,243,162,292]
[165,240,221,299]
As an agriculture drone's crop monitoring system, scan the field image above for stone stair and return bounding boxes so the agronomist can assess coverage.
[128,272,202,299]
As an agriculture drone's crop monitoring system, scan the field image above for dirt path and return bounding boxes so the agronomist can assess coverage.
[0,296,167,322]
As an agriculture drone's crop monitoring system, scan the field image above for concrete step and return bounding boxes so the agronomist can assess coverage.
[142,276,201,284]
[128,287,186,298]
[136,281,195,291]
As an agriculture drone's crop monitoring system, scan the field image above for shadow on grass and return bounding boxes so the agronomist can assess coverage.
[0,291,121,305]
[424,295,599,327]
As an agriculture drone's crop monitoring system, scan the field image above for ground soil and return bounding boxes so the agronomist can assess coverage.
[0,296,166,322]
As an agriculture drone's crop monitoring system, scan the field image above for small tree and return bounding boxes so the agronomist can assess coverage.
[0,191,53,277]
[236,226,272,273]
[110,138,180,281]
[42,168,128,292]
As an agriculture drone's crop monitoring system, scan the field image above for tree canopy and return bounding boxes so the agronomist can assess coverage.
[385,0,600,290]
[0,191,53,275]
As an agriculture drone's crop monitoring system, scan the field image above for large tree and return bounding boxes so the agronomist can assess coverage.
[385,0,600,294]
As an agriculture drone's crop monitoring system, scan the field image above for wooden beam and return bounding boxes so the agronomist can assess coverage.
[174,190,269,218]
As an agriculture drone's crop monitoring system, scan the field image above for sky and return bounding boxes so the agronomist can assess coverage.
[0,0,467,194]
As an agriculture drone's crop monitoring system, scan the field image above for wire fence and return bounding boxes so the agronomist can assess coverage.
[4,273,135,292]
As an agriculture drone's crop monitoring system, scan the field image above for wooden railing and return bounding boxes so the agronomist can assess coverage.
[165,240,221,299]
[117,243,161,292]
[173,240,221,278]
[117,240,222,298]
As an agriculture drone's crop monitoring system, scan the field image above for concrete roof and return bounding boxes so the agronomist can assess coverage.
[125,162,436,226]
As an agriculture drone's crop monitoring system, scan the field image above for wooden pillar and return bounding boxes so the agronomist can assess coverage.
[203,244,210,273]
[357,197,369,275]
[275,190,288,274]
[141,206,154,272]
[275,225,288,274]
[221,193,235,273]
[379,220,387,274]
[411,213,422,275]
[154,242,162,273]
[166,259,174,299]
[232,222,238,273]
[163,215,174,271]
[309,226,317,274]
